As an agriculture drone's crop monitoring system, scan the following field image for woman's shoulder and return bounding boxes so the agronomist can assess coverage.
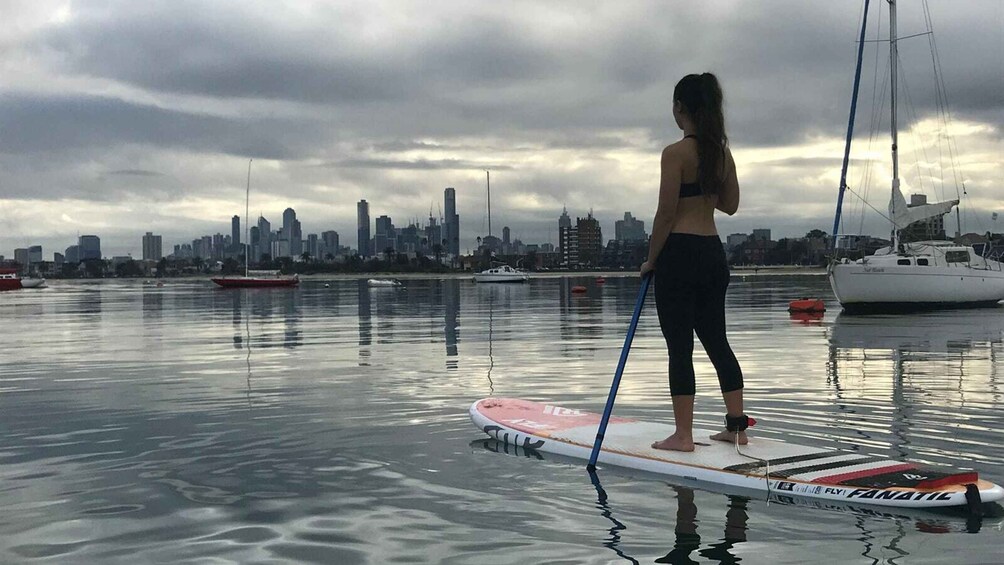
[662,138,698,162]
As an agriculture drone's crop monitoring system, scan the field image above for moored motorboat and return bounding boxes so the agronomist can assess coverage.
[367,278,402,287]
[0,269,22,291]
[473,264,529,283]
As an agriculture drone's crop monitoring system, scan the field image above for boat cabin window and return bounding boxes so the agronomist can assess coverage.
[917,258,929,266]
[897,258,912,265]
[945,250,970,264]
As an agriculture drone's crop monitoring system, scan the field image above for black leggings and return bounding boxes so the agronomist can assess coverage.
[654,233,743,396]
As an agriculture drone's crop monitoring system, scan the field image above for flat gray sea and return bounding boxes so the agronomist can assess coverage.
[1,274,1002,564]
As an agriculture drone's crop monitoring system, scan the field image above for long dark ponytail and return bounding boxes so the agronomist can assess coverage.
[673,72,727,195]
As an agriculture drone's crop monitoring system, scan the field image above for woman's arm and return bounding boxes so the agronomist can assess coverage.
[716,148,740,215]
[641,146,681,274]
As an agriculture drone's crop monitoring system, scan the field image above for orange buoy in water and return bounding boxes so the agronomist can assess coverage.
[595,277,606,284]
[788,298,825,313]
[571,285,587,293]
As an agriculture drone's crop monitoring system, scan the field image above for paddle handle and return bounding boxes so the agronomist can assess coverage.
[587,273,651,471]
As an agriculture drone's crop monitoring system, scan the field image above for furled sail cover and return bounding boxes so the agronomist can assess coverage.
[888,181,958,229]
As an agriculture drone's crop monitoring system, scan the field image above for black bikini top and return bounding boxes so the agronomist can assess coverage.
[679,134,702,198]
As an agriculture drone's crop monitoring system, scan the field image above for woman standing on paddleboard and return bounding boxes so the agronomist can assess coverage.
[639,73,747,452]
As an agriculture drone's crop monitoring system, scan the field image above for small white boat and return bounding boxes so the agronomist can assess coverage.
[473,264,529,283]
[367,278,402,287]
[20,277,47,289]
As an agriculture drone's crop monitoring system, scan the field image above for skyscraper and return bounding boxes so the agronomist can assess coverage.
[615,212,647,241]
[444,188,459,256]
[257,216,271,259]
[231,215,241,251]
[357,200,371,257]
[321,231,339,259]
[577,213,602,267]
[558,206,571,230]
[375,215,395,255]
[79,235,101,261]
[281,208,302,257]
[142,232,163,261]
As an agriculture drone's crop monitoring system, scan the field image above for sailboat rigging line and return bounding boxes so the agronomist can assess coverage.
[734,434,770,498]
[858,31,932,43]
[844,185,895,227]
[832,0,871,249]
[854,7,886,238]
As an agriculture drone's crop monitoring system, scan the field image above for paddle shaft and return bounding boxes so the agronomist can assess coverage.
[587,273,651,471]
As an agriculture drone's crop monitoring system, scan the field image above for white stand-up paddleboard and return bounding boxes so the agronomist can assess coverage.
[471,398,1003,509]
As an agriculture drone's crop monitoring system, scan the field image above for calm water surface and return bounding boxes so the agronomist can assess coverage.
[1,275,1002,564]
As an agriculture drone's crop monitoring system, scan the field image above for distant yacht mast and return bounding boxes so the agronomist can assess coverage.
[245,159,252,278]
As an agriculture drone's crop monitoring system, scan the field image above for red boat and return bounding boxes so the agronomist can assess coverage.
[0,269,22,291]
[211,272,299,288]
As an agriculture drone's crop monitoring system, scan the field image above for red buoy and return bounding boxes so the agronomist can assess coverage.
[788,298,825,313]
[571,285,587,293]
[595,277,606,284]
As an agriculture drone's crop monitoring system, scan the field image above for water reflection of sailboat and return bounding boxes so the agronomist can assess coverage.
[828,309,1004,353]
[358,279,372,366]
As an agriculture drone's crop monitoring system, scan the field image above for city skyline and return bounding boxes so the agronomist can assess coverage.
[2,2,1002,258]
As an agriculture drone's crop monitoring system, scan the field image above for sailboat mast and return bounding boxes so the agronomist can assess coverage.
[486,170,492,238]
[245,159,252,278]
[831,0,871,250]
[889,0,901,250]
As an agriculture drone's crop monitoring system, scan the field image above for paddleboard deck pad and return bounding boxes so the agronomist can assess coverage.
[470,398,1004,509]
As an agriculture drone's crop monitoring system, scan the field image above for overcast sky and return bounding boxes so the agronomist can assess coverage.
[2,0,1002,258]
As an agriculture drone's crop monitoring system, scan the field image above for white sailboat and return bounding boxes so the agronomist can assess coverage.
[473,170,529,283]
[827,0,1004,311]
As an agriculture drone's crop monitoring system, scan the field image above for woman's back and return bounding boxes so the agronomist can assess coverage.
[666,137,739,237]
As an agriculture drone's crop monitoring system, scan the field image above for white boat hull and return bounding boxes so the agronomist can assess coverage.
[20,278,46,289]
[829,263,1004,309]
[472,273,528,283]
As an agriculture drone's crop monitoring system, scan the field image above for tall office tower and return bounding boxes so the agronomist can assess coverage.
[752,228,772,242]
[321,231,339,259]
[200,235,213,259]
[502,226,510,244]
[614,212,647,241]
[213,233,226,260]
[27,245,42,264]
[576,213,603,267]
[249,226,260,262]
[14,248,28,266]
[65,245,79,263]
[307,233,319,259]
[558,206,572,230]
[231,215,241,251]
[374,215,395,255]
[142,232,163,261]
[257,216,271,258]
[54,252,64,265]
[281,208,301,257]
[291,218,303,257]
[444,188,459,256]
[357,200,371,257]
[559,226,578,267]
[79,235,101,260]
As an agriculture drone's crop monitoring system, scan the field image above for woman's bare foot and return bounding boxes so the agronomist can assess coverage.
[652,433,695,452]
[710,430,748,445]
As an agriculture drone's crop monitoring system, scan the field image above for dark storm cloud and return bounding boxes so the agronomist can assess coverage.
[0,93,326,159]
